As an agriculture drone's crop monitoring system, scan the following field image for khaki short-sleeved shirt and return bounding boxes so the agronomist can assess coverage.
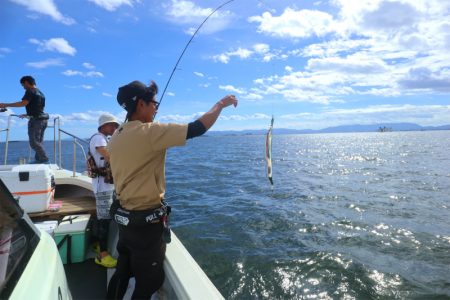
[108,120,187,210]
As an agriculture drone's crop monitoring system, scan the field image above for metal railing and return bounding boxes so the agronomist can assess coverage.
[0,114,89,177]
[58,127,88,177]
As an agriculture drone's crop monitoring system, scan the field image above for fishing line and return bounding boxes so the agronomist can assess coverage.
[155,0,235,119]
[155,0,276,117]
[155,0,278,192]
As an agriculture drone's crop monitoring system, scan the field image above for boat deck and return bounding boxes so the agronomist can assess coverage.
[64,258,107,299]
[28,195,96,220]
[29,172,96,221]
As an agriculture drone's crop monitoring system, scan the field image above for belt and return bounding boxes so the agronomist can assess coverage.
[30,113,49,120]
[110,200,170,227]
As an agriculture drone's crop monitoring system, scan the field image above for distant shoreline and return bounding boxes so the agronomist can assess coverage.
[1,123,449,142]
[208,122,450,136]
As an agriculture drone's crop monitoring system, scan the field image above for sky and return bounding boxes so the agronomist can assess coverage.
[1,0,449,140]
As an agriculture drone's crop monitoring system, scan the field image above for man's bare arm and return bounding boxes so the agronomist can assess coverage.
[0,100,29,109]
[96,146,110,163]
[198,95,238,131]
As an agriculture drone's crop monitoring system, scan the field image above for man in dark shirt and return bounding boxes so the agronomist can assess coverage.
[0,76,49,163]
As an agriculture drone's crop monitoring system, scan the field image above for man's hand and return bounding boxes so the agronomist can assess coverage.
[198,95,239,131]
[218,95,238,109]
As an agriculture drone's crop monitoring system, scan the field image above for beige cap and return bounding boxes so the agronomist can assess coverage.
[98,113,120,129]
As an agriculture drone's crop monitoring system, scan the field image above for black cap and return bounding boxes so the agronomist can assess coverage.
[117,80,147,112]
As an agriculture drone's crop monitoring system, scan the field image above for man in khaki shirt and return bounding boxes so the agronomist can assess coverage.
[106,80,237,299]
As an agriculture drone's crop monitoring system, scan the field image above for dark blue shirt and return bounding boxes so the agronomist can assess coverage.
[23,88,45,117]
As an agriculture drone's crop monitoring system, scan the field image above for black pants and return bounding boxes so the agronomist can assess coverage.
[106,222,166,299]
[97,219,110,252]
[28,118,48,162]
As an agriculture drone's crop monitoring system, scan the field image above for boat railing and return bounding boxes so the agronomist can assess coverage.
[1,114,88,177]
[0,114,30,165]
[1,113,226,299]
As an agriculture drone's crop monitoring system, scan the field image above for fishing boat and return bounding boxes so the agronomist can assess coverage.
[0,114,223,299]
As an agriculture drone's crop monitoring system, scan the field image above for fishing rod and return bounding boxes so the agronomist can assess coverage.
[155,0,235,118]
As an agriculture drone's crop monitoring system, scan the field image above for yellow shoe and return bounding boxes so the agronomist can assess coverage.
[95,255,117,268]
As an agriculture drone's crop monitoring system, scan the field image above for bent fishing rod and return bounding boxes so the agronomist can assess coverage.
[154,0,235,119]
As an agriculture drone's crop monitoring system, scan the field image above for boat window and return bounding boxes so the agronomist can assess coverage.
[0,179,39,299]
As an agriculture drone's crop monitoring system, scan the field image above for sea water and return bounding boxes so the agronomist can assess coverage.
[1,130,449,299]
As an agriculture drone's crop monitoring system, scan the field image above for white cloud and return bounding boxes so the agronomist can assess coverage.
[398,67,450,93]
[217,85,266,101]
[242,93,263,101]
[219,85,246,94]
[193,71,204,77]
[165,0,233,34]
[62,69,104,78]
[213,53,230,64]
[62,70,82,76]
[102,92,113,97]
[10,0,75,25]
[300,39,374,58]
[252,72,332,104]
[332,0,430,36]
[83,62,95,69]
[239,1,450,104]
[280,112,313,120]
[248,8,335,38]
[159,112,203,123]
[306,55,387,74]
[361,1,421,30]
[26,58,64,68]
[0,48,12,58]
[279,104,450,129]
[253,44,278,62]
[29,38,76,56]
[65,84,97,90]
[246,0,449,78]
[88,0,134,11]
[55,110,122,123]
[151,111,271,125]
[322,104,450,125]
[219,113,271,121]
[253,43,270,54]
[86,71,104,78]
[212,47,253,64]
[228,48,252,59]
[331,0,450,54]
[212,44,287,64]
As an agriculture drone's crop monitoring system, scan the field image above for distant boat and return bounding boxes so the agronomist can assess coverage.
[378,126,393,132]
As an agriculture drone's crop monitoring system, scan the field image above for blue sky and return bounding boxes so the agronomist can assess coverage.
[1,0,449,140]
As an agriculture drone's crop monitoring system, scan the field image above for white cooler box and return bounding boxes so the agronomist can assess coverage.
[34,220,59,236]
[0,164,55,213]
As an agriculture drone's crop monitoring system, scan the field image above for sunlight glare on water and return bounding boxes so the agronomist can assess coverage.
[1,130,449,299]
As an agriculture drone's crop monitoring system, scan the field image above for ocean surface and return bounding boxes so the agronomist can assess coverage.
[1,130,449,299]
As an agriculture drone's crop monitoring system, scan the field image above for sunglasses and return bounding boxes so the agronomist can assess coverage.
[140,91,159,106]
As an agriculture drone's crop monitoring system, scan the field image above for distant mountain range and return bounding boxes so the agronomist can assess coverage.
[209,123,450,136]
